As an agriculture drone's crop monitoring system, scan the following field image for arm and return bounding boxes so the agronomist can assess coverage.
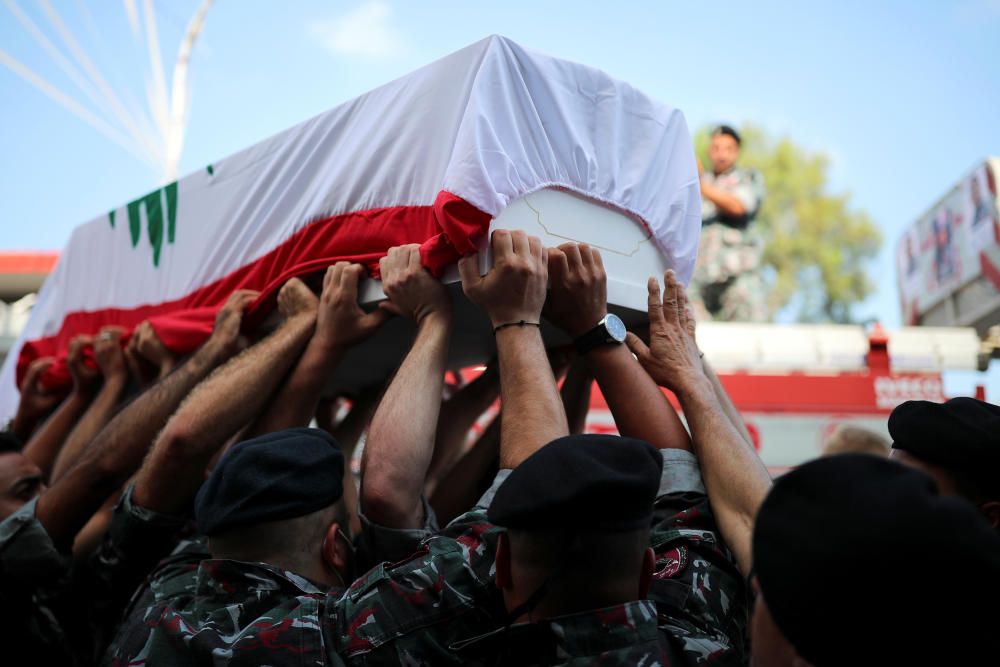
[424,361,500,491]
[248,262,389,436]
[324,392,380,537]
[131,279,318,515]
[429,414,501,525]
[625,270,770,576]
[124,321,178,388]
[459,230,568,469]
[702,357,754,448]
[700,181,747,217]
[50,328,130,482]
[560,357,592,436]
[361,244,452,529]
[546,243,692,451]
[21,356,94,479]
[32,291,257,549]
[9,357,62,442]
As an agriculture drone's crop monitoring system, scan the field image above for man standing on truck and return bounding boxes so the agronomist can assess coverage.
[690,125,766,322]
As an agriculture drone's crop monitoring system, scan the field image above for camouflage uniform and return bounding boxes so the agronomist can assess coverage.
[0,479,205,665]
[690,166,766,322]
[0,497,77,665]
[102,485,348,666]
[104,551,348,666]
[331,450,749,666]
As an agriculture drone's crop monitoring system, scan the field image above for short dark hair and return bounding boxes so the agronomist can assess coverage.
[713,125,741,146]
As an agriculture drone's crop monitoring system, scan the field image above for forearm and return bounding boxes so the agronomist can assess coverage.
[701,182,746,217]
[702,359,753,447]
[675,375,771,574]
[426,365,500,487]
[560,358,592,436]
[496,328,568,469]
[587,345,692,451]
[22,391,92,478]
[133,314,316,513]
[362,314,450,528]
[33,346,226,546]
[51,378,127,482]
[248,338,346,436]
[429,414,501,524]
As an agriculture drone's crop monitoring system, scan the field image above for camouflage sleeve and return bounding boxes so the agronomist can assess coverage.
[69,484,192,662]
[356,494,440,570]
[731,169,764,218]
[0,497,69,584]
[330,504,506,665]
[658,449,706,496]
[649,451,751,664]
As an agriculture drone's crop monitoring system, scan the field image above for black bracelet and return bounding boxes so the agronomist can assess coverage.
[493,320,541,334]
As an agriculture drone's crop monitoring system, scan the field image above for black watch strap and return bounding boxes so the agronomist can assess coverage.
[574,322,613,356]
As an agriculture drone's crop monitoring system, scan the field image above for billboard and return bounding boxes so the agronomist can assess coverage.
[898,158,1000,324]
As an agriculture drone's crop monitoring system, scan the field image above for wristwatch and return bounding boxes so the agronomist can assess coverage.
[574,314,627,355]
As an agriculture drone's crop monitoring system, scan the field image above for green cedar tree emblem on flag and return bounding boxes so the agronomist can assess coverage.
[108,182,178,268]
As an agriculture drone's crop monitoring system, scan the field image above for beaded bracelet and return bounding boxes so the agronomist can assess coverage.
[493,320,541,334]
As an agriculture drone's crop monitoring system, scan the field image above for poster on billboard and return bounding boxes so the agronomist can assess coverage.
[898,159,1000,323]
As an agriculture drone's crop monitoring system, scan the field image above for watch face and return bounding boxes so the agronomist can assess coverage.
[604,314,627,342]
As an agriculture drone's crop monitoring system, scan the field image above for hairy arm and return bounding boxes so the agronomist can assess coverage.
[626,271,770,575]
[362,245,452,529]
[31,292,256,549]
[131,280,317,515]
[50,329,129,482]
[248,263,388,437]
[460,230,568,469]
[702,357,754,448]
[547,243,691,451]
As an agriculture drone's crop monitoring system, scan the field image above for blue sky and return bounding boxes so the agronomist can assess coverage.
[2,0,999,391]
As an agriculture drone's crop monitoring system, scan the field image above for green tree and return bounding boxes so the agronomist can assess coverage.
[695,124,882,323]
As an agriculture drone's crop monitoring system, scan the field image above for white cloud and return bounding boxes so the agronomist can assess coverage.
[309,1,406,59]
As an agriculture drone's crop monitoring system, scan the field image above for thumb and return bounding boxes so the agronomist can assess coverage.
[625,332,650,362]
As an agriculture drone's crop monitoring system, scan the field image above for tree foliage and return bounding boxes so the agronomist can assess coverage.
[694,124,882,323]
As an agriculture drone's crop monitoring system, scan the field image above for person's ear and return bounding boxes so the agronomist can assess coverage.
[639,547,655,598]
[495,532,512,591]
[980,501,1000,530]
[322,522,347,573]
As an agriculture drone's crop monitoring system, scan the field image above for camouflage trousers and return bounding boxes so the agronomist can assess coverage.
[688,270,766,322]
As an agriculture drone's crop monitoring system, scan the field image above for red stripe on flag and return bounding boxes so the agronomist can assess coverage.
[17,191,491,392]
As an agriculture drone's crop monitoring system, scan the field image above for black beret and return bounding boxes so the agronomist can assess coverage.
[487,434,662,532]
[753,454,1000,666]
[195,427,344,536]
[889,397,1000,498]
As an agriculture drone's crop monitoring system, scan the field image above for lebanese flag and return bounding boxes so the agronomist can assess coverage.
[0,36,700,420]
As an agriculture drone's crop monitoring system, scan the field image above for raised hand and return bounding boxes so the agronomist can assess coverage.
[379,245,451,325]
[545,242,607,337]
[625,270,704,393]
[458,229,547,327]
[314,262,391,349]
[125,321,176,383]
[93,326,128,383]
[67,334,101,394]
[277,278,318,320]
[205,289,259,359]
[17,357,61,421]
